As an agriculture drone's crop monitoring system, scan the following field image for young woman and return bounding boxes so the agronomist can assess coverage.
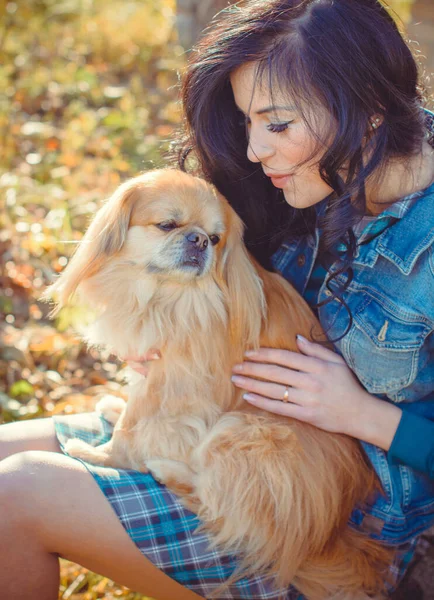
[1,1,433,599]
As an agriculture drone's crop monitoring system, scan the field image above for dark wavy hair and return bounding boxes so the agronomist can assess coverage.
[171,0,428,342]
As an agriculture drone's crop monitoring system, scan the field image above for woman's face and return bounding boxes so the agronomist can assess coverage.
[230,63,334,209]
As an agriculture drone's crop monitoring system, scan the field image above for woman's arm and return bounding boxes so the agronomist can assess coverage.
[231,335,434,477]
[344,389,402,451]
[337,387,434,478]
[125,338,434,477]
[388,410,434,477]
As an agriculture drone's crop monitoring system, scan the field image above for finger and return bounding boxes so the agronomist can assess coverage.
[129,361,150,376]
[242,392,309,420]
[124,349,161,363]
[244,347,321,373]
[145,348,162,360]
[296,335,344,364]
[232,374,309,403]
[233,361,312,389]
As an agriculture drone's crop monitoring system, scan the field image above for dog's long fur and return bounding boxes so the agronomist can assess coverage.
[45,169,393,599]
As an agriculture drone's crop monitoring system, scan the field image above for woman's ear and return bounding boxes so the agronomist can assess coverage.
[219,205,266,349]
[43,180,139,312]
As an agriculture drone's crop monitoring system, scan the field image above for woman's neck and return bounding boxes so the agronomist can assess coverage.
[365,140,434,216]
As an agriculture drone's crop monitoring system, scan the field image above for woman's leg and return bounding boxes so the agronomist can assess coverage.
[0,418,62,460]
[0,449,204,600]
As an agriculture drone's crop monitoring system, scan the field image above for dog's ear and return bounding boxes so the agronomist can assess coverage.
[44,179,139,311]
[219,204,266,350]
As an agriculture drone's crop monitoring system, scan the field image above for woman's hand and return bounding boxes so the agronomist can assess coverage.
[231,335,402,449]
[125,349,161,376]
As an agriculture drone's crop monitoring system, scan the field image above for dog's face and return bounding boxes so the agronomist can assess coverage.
[124,170,229,281]
[48,169,259,306]
[46,168,265,356]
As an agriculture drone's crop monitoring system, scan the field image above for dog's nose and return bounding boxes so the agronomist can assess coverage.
[185,232,208,251]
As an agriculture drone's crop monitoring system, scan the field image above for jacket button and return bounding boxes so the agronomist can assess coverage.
[297,254,306,267]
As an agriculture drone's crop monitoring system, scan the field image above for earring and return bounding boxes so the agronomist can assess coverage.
[371,117,381,129]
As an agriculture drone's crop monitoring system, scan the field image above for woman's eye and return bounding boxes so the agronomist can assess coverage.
[267,122,291,133]
[156,222,177,231]
[209,235,220,246]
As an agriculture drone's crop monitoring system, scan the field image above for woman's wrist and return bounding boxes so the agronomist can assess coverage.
[348,390,403,451]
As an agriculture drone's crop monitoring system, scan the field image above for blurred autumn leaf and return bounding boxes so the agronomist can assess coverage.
[0,0,182,597]
[0,0,183,421]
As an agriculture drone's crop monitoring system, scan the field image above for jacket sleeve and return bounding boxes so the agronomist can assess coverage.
[386,321,434,478]
[388,407,434,479]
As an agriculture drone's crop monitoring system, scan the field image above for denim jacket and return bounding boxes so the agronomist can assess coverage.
[270,180,434,546]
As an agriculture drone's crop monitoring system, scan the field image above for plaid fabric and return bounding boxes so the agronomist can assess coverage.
[53,412,299,600]
[53,412,417,599]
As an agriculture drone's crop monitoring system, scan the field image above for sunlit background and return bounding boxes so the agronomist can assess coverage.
[0,0,433,598]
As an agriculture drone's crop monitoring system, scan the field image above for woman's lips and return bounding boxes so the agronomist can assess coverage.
[267,173,293,188]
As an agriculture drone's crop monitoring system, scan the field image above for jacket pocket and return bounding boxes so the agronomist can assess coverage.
[270,240,300,273]
[347,295,431,399]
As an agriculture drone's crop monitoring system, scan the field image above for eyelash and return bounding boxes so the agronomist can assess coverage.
[238,117,292,134]
[267,122,291,133]
[156,221,177,231]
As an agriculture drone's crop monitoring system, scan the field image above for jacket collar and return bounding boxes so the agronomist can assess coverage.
[351,109,434,275]
[371,182,434,274]
[317,183,434,275]
[312,110,434,275]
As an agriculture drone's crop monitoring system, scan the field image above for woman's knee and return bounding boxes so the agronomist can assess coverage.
[0,418,61,461]
[0,453,40,555]
[0,451,51,514]
[0,451,204,600]
[0,450,74,544]
[0,449,119,557]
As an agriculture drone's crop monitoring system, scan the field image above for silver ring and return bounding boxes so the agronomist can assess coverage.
[282,386,291,402]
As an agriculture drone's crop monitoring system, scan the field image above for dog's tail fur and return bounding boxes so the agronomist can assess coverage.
[193,411,393,599]
[293,526,393,599]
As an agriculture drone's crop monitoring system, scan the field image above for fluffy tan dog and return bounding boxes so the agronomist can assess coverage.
[46,169,392,600]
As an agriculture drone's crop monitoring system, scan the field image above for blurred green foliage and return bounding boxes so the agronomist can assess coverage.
[0,0,184,417]
[0,3,184,596]
[0,0,182,244]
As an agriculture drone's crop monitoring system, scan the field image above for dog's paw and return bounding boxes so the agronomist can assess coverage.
[64,438,113,467]
[95,395,126,425]
[145,458,195,492]
[145,459,169,484]
[64,438,95,459]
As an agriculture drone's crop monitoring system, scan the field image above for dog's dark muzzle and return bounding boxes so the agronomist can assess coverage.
[181,232,209,271]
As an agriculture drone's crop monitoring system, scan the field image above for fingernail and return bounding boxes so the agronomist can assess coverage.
[231,375,243,383]
[232,364,243,372]
[245,350,257,357]
[243,394,256,402]
[296,335,308,343]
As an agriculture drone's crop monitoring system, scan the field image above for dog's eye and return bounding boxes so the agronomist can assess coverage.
[209,235,220,246]
[156,221,178,231]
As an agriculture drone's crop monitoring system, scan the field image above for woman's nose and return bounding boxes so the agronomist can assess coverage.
[246,132,275,163]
